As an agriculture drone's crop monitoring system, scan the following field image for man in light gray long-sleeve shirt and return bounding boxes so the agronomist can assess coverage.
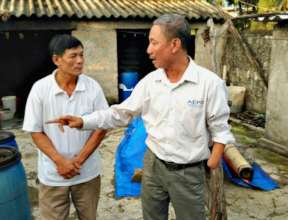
[48,14,235,220]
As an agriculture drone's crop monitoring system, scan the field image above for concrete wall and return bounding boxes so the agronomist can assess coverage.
[195,23,228,77]
[222,31,271,113]
[260,26,288,155]
[195,25,215,71]
[73,26,118,104]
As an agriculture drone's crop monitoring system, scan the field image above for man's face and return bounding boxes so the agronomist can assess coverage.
[53,46,84,76]
[147,25,173,69]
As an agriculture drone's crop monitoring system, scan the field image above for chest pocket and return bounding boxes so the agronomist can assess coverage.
[79,104,94,117]
[73,97,94,117]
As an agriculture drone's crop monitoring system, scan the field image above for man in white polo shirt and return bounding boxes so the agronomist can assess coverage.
[23,35,108,220]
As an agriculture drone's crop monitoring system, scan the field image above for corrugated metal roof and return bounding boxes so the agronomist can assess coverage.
[233,12,288,21]
[0,0,225,20]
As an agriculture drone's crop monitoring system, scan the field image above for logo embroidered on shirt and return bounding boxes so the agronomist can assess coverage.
[187,100,204,107]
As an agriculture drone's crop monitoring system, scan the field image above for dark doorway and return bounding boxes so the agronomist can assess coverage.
[117,29,155,80]
[117,29,154,102]
[0,30,70,117]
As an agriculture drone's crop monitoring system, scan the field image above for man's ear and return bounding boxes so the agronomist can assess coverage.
[171,38,181,54]
[52,55,61,66]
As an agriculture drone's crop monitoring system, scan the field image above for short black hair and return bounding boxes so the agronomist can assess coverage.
[48,34,83,57]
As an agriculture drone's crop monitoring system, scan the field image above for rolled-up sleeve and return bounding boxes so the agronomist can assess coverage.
[206,80,235,145]
[82,78,146,130]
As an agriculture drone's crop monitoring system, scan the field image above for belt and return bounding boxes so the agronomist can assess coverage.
[158,158,204,171]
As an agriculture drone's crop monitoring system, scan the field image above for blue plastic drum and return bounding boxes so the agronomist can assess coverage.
[119,71,139,102]
[0,147,31,220]
[0,131,17,149]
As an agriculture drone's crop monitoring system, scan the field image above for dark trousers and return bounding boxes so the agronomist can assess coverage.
[141,149,206,220]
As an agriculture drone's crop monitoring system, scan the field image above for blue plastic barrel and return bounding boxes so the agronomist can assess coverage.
[0,147,31,220]
[119,71,139,102]
[0,131,17,149]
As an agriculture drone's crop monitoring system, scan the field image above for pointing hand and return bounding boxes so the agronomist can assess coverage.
[46,115,84,132]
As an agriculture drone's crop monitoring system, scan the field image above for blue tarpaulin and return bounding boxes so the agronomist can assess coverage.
[114,117,147,198]
[222,160,279,191]
[115,117,279,198]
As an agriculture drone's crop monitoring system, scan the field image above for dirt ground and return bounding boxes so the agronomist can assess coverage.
[4,119,288,220]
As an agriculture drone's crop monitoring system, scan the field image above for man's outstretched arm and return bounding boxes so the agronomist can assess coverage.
[47,77,148,131]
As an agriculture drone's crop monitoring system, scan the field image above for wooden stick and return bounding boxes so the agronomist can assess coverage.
[206,165,227,220]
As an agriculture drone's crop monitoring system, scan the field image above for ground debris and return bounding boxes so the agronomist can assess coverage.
[231,111,265,128]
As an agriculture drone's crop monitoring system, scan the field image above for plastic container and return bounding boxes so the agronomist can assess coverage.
[0,146,31,220]
[227,86,246,113]
[119,71,139,102]
[1,96,16,120]
[223,144,253,180]
[2,96,16,112]
[0,109,14,121]
[0,131,18,149]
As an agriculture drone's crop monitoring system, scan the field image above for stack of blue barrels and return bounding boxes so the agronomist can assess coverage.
[0,131,31,220]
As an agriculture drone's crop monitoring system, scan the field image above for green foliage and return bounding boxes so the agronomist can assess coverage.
[250,21,276,32]
[257,0,286,12]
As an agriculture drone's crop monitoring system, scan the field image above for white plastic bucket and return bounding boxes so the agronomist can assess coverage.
[1,96,16,113]
[1,96,16,120]
[227,86,246,113]
[224,144,252,180]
